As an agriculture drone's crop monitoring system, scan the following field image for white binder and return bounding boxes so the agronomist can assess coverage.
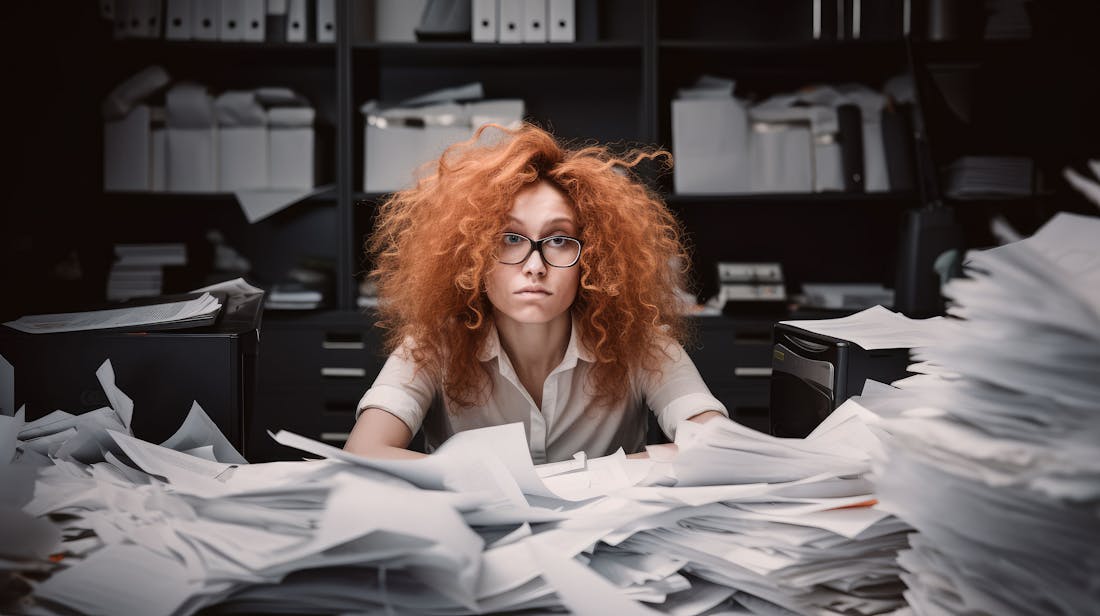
[316,0,335,42]
[241,0,266,41]
[219,0,245,41]
[191,0,220,40]
[522,0,547,43]
[499,0,524,43]
[286,0,308,42]
[471,0,497,43]
[165,0,193,40]
[548,0,574,42]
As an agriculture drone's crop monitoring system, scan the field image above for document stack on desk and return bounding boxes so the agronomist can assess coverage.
[857,212,1100,616]
[2,351,916,616]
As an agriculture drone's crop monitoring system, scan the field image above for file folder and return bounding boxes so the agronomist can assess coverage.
[472,0,497,42]
[837,104,865,192]
[286,0,308,42]
[499,0,524,43]
[548,0,574,42]
[192,0,220,40]
[165,0,193,40]
[241,0,266,41]
[219,0,245,41]
[522,0,547,43]
[316,0,335,43]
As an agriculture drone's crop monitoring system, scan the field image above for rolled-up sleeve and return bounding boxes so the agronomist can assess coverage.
[356,347,437,435]
[642,339,729,440]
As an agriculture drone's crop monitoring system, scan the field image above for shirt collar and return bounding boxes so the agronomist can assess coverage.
[478,317,594,366]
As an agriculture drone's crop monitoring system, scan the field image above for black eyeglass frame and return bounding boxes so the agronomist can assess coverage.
[497,232,583,268]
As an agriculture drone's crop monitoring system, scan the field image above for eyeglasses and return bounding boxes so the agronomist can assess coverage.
[497,232,582,268]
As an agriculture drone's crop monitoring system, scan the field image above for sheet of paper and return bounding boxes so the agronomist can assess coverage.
[160,401,247,464]
[96,360,134,431]
[2,293,221,334]
[781,305,948,350]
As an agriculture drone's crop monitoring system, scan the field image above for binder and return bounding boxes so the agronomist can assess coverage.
[522,0,547,43]
[836,104,865,192]
[100,0,116,20]
[471,0,497,42]
[881,103,916,191]
[165,0,193,40]
[548,0,574,42]
[415,0,471,41]
[286,0,308,42]
[145,0,164,38]
[126,0,149,38]
[241,0,266,41]
[265,0,288,43]
[219,0,245,41]
[316,0,335,43]
[112,0,129,39]
[499,0,524,43]
[192,0,220,40]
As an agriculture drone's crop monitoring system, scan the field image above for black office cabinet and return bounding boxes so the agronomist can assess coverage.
[248,311,385,461]
[0,295,262,449]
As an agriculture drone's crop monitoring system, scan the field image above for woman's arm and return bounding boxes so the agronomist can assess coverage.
[343,408,427,459]
[626,410,725,459]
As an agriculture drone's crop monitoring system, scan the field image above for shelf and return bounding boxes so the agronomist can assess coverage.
[660,39,904,52]
[664,192,919,206]
[353,41,642,66]
[109,39,336,53]
[102,189,337,204]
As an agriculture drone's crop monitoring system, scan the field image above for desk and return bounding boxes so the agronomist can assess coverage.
[0,293,262,451]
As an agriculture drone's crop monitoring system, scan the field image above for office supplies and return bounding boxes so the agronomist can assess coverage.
[241,0,266,41]
[165,82,218,192]
[471,0,497,42]
[671,76,750,194]
[285,0,308,42]
[770,309,925,437]
[522,0,547,42]
[165,0,193,40]
[414,0,471,41]
[191,0,220,40]
[862,212,1100,616]
[548,0,574,42]
[717,262,786,316]
[836,103,864,192]
[215,91,269,191]
[499,0,524,42]
[219,0,245,41]
[315,0,335,42]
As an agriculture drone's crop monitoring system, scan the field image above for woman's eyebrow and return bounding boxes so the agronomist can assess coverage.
[540,217,576,232]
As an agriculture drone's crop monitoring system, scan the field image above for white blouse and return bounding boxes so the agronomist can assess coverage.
[356,320,728,463]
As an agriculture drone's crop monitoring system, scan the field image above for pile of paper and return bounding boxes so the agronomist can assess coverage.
[2,357,913,615]
[857,212,1100,615]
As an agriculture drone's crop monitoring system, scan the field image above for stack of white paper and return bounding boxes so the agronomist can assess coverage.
[4,357,915,615]
[107,243,187,301]
[859,212,1100,616]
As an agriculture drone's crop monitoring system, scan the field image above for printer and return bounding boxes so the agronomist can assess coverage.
[769,321,911,437]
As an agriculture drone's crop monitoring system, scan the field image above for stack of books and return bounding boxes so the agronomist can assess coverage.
[107,243,186,301]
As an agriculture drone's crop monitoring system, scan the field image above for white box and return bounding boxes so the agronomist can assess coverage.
[522,0,547,42]
[166,128,218,192]
[548,0,574,42]
[671,97,750,194]
[269,127,314,189]
[104,105,152,191]
[218,127,268,190]
[750,122,814,193]
[472,0,497,42]
[362,103,470,193]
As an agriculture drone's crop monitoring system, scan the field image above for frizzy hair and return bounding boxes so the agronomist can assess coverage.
[366,122,693,410]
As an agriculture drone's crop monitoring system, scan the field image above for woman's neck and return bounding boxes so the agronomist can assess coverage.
[494,312,572,407]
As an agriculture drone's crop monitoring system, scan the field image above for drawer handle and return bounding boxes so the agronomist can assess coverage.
[323,340,365,350]
[320,432,350,443]
[734,367,772,378]
[323,332,365,350]
[321,367,366,378]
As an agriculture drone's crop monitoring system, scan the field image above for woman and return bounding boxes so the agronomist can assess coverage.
[345,123,726,463]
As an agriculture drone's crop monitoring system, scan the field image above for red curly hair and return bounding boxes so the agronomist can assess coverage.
[366,122,692,410]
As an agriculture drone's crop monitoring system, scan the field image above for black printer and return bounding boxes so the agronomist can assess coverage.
[769,321,912,438]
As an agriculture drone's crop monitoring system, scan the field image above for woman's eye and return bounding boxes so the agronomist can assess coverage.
[503,233,524,244]
[546,236,566,247]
